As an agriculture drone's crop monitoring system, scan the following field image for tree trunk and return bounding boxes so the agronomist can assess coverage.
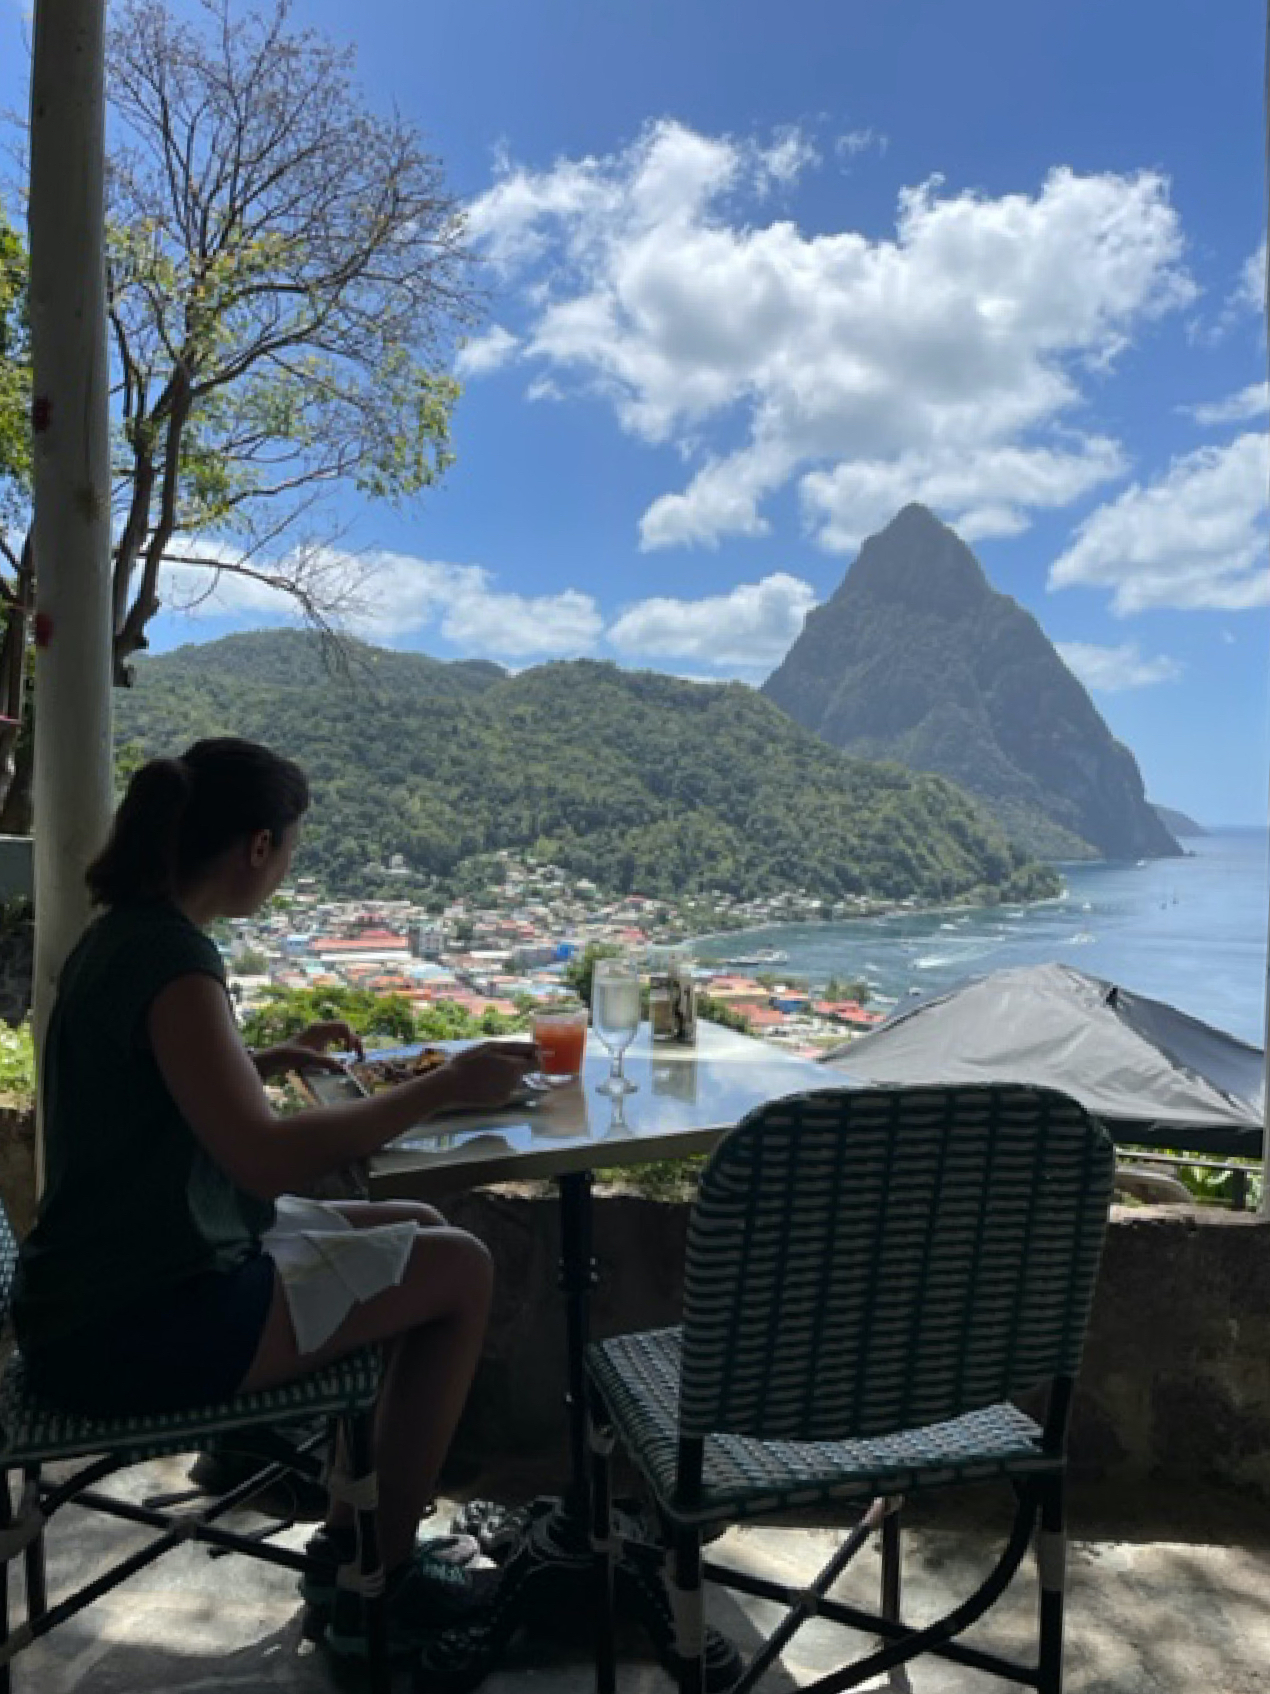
[28,0,114,1188]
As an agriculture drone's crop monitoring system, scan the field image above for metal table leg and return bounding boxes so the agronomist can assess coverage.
[422,1168,741,1691]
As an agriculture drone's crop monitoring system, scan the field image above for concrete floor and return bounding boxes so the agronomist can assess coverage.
[9,1457,1270,1694]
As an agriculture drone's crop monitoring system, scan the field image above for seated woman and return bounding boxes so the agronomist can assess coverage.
[13,737,537,1659]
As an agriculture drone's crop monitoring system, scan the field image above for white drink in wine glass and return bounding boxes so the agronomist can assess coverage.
[594,973,639,1048]
[592,961,640,1096]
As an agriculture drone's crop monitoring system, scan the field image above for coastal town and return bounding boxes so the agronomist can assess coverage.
[222,851,887,1056]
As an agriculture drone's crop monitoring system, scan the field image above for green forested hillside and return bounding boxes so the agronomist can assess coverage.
[152,629,505,700]
[116,633,1060,905]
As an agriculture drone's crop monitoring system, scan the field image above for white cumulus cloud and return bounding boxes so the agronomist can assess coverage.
[1235,238,1267,313]
[1056,640,1184,692]
[1048,431,1270,613]
[835,128,888,161]
[1185,381,1268,427]
[163,545,603,660]
[801,438,1128,552]
[466,124,1196,552]
[606,572,817,669]
[455,325,519,378]
[438,582,603,657]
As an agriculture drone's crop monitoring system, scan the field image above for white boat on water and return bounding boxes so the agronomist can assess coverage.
[721,948,790,967]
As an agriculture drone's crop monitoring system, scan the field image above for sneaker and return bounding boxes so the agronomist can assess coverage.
[311,1530,497,1661]
[301,1524,482,1610]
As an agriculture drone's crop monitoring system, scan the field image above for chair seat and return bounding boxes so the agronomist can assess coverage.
[0,1345,381,1466]
[588,1328,1057,1527]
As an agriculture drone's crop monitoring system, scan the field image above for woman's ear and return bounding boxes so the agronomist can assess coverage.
[248,828,273,869]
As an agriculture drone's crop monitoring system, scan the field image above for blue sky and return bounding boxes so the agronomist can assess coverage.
[2,1,1268,823]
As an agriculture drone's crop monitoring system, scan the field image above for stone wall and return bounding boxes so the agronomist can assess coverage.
[0,1150,1265,1500]
[1073,1206,1270,1499]
[443,1190,1270,1501]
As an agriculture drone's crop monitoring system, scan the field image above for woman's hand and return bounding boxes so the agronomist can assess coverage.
[251,1020,365,1082]
[436,1040,540,1112]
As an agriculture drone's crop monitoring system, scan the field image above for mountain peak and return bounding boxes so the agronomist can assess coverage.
[840,502,990,615]
[763,506,1180,862]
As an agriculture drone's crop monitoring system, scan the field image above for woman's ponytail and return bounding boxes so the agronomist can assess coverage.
[85,758,193,906]
[84,739,308,908]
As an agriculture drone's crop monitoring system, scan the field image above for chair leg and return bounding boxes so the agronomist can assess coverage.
[672,1523,706,1694]
[0,1468,11,1694]
[1036,1477,1067,1694]
[880,1502,901,1622]
[589,1396,617,1694]
[881,1503,912,1694]
[22,1466,45,1622]
[341,1410,388,1694]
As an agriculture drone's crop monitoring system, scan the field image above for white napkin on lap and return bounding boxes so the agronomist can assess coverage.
[262,1195,419,1355]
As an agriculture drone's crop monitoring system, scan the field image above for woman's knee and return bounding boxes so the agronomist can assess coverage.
[402,1226,492,1319]
[384,1199,447,1231]
[338,1199,446,1230]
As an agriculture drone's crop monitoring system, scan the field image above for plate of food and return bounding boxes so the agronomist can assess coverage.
[297,1046,545,1114]
[351,1048,448,1093]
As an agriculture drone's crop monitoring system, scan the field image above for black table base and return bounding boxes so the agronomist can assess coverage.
[414,1170,744,1692]
[418,1496,743,1693]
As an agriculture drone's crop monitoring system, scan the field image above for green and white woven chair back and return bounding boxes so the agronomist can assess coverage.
[679,1084,1113,1443]
[0,1197,17,1317]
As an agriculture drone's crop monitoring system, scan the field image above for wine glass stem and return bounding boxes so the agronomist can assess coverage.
[608,1054,623,1091]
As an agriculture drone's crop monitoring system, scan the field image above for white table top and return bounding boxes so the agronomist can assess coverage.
[367,1021,843,1199]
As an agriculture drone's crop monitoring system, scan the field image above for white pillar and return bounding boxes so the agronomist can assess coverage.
[28,0,114,1187]
[1261,1,1270,1216]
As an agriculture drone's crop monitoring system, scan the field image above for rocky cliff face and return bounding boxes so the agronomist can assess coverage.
[763,504,1181,861]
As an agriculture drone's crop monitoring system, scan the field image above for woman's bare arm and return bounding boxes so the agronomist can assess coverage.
[149,973,537,1199]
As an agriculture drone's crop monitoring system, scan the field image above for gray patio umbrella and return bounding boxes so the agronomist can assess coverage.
[821,962,1264,1159]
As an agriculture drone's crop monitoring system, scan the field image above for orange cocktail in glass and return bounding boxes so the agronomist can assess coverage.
[533,1007,589,1079]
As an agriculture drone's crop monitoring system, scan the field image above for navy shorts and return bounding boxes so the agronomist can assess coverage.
[25,1251,278,1415]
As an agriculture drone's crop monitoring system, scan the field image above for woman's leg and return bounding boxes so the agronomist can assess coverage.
[239,1206,493,1568]
[327,1199,446,1231]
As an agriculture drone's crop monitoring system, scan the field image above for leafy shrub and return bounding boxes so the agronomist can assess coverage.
[241,984,529,1050]
[0,1019,34,1104]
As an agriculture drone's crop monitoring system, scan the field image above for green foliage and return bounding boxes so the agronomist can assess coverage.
[1157,1155,1262,1212]
[563,942,622,1008]
[824,976,872,1003]
[116,632,1063,910]
[101,0,474,671]
[240,983,528,1051]
[0,1019,34,1102]
[696,995,753,1035]
[114,739,149,795]
[0,200,31,539]
[595,1155,705,1202]
[413,1000,528,1040]
[231,946,270,976]
[241,986,419,1048]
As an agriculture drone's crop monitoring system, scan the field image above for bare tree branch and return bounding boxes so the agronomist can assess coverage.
[98,0,477,681]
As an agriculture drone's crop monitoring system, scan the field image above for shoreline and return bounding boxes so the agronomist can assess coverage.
[683,886,1072,964]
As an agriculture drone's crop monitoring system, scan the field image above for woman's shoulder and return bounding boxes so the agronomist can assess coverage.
[67,901,224,991]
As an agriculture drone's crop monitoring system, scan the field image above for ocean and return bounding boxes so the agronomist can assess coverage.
[688,828,1270,1048]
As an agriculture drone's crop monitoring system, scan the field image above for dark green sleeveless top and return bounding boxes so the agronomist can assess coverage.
[14,901,276,1351]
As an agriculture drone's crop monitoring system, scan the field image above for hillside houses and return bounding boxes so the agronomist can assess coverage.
[222,852,881,1052]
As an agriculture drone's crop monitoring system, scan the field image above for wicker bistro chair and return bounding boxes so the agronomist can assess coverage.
[587,1083,1115,1694]
[0,1200,390,1693]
